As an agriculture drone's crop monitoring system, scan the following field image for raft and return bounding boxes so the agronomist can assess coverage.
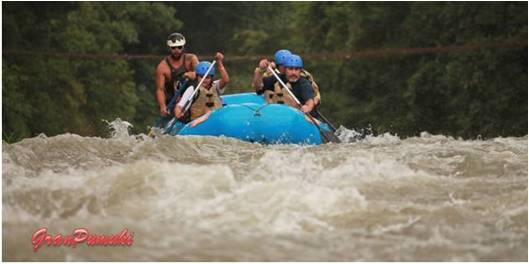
[158,92,333,145]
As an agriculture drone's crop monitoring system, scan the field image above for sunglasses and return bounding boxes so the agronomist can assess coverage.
[171,46,184,50]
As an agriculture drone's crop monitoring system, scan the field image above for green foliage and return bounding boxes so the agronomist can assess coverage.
[3,64,32,138]
[232,30,269,54]
[3,2,180,141]
[288,2,527,138]
[2,2,527,141]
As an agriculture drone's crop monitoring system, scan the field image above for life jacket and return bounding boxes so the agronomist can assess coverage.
[272,81,298,108]
[164,54,190,105]
[263,90,275,104]
[266,67,321,105]
[189,84,222,120]
[262,68,280,103]
[300,69,321,105]
[262,67,279,78]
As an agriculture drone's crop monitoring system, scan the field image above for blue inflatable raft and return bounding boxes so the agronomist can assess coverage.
[156,92,334,145]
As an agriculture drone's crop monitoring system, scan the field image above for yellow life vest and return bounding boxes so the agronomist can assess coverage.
[272,82,298,108]
[263,90,275,104]
[300,69,321,105]
[190,84,222,120]
[259,67,280,103]
[262,67,279,78]
[254,61,279,77]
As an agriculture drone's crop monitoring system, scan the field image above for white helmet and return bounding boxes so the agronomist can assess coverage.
[166,33,186,47]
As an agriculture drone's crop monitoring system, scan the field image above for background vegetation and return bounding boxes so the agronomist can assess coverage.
[3,2,527,142]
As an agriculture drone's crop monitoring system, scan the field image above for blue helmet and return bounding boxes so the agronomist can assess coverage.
[195,61,215,77]
[274,49,292,65]
[284,54,303,68]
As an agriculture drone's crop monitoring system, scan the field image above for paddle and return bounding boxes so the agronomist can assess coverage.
[148,78,189,136]
[315,108,338,132]
[267,65,341,144]
[166,77,189,112]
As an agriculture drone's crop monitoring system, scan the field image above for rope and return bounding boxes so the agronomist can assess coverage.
[4,40,525,61]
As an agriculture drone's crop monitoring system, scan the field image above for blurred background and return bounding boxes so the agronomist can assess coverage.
[3,2,527,142]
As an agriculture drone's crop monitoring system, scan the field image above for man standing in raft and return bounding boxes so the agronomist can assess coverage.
[154,32,199,117]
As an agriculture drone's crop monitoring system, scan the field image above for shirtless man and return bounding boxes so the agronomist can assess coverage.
[154,32,199,117]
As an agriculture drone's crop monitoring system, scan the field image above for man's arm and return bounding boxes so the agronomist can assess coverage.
[155,63,169,116]
[251,59,269,93]
[299,79,315,114]
[216,52,229,89]
[300,98,315,114]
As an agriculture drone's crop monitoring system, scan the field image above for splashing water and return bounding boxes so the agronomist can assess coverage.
[2,121,527,261]
[103,118,133,139]
[336,125,371,143]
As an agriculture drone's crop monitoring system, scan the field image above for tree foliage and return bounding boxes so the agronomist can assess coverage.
[3,2,180,139]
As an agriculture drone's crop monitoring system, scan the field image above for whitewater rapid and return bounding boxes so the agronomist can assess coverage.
[3,127,527,261]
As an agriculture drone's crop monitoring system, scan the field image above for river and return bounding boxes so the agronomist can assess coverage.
[3,122,527,261]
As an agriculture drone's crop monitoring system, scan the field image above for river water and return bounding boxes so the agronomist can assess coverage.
[3,122,527,261]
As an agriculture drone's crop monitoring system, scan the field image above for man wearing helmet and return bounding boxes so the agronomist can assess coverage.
[252,49,322,106]
[272,54,316,116]
[155,33,199,117]
[174,52,229,126]
[251,49,290,102]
